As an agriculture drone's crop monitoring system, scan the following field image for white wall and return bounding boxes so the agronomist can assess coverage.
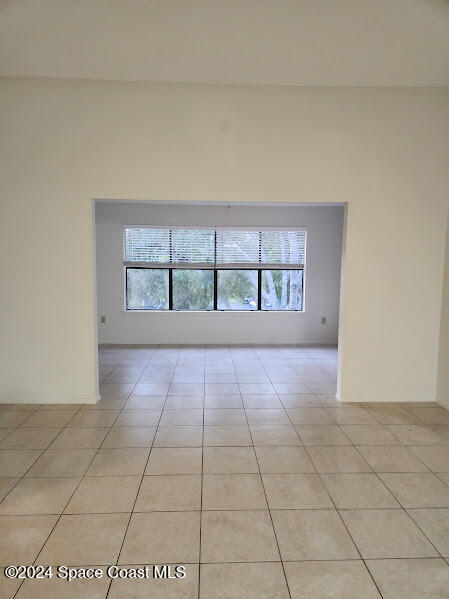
[95,202,344,344]
[1,78,448,403]
[437,213,449,410]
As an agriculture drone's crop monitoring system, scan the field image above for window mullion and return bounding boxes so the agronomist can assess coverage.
[168,269,173,311]
[214,231,218,311]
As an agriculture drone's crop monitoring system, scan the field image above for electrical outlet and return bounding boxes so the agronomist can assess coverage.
[100,316,106,324]
[321,316,326,324]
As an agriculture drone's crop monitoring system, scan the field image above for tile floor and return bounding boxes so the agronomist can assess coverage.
[0,344,448,598]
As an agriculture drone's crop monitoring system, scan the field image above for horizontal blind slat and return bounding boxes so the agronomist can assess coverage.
[124,227,306,267]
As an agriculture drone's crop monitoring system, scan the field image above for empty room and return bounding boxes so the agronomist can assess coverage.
[1,1,449,598]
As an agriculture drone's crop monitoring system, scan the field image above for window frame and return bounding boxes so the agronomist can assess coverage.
[123,225,306,312]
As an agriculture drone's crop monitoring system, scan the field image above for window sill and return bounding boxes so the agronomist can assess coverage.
[121,309,306,314]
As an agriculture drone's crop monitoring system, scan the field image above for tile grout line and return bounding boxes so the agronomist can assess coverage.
[198,367,206,599]
[261,347,386,598]
[18,346,146,599]
[326,416,447,586]
[246,346,293,599]
[105,343,177,599]
[6,403,92,598]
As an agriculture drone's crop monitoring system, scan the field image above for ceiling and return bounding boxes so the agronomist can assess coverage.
[0,0,448,86]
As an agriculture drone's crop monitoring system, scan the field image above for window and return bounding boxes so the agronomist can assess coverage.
[124,226,306,311]
[126,268,169,310]
[217,270,258,310]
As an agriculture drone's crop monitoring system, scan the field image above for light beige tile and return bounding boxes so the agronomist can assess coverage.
[321,474,399,508]
[249,425,301,446]
[0,428,61,449]
[0,571,21,599]
[255,446,315,473]
[135,475,201,511]
[49,427,108,449]
[0,478,18,501]
[21,410,77,428]
[0,477,80,515]
[119,512,200,563]
[367,406,421,425]
[86,448,149,476]
[408,508,449,556]
[169,383,204,396]
[243,395,284,408]
[204,409,246,425]
[200,562,289,599]
[0,449,41,477]
[279,394,321,407]
[25,448,96,477]
[109,563,198,599]
[16,569,110,598]
[39,513,129,565]
[200,510,279,562]
[317,396,359,408]
[273,383,311,395]
[85,397,127,410]
[326,407,377,425]
[245,409,290,425]
[164,396,204,409]
[124,395,166,409]
[0,429,13,443]
[408,407,449,425]
[341,509,437,558]
[308,446,372,473]
[387,425,449,445]
[296,425,351,446]
[438,472,449,485]
[159,409,203,426]
[204,395,243,408]
[0,514,58,565]
[239,384,276,395]
[100,383,134,398]
[286,408,334,425]
[379,473,449,507]
[101,427,156,448]
[202,474,267,510]
[407,446,449,472]
[134,383,171,395]
[114,410,161,427]
[262,474,333,509]
[203,447,258,474]
[284,561,381,599]
[203,426,251,447]
[0,411,34,428]
[153,426,203,447]
[340,425,399,446]
[357,445,429,472]
[69,410,120,427]
[366,558,449,599]
[146,447,202,474]
[271,509,358,560]
[430,425,449,440]
[65,476,141,513]
[206,373,237,383]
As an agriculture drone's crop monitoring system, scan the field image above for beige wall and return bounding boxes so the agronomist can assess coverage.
[437,213,449,409]
[0,77,448,403]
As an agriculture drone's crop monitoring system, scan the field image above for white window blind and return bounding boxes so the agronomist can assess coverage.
[261,231,306,265]
[215,230,259,265]
[124,228,170,263]
[124,226,306,268]
[171,229,215,264]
